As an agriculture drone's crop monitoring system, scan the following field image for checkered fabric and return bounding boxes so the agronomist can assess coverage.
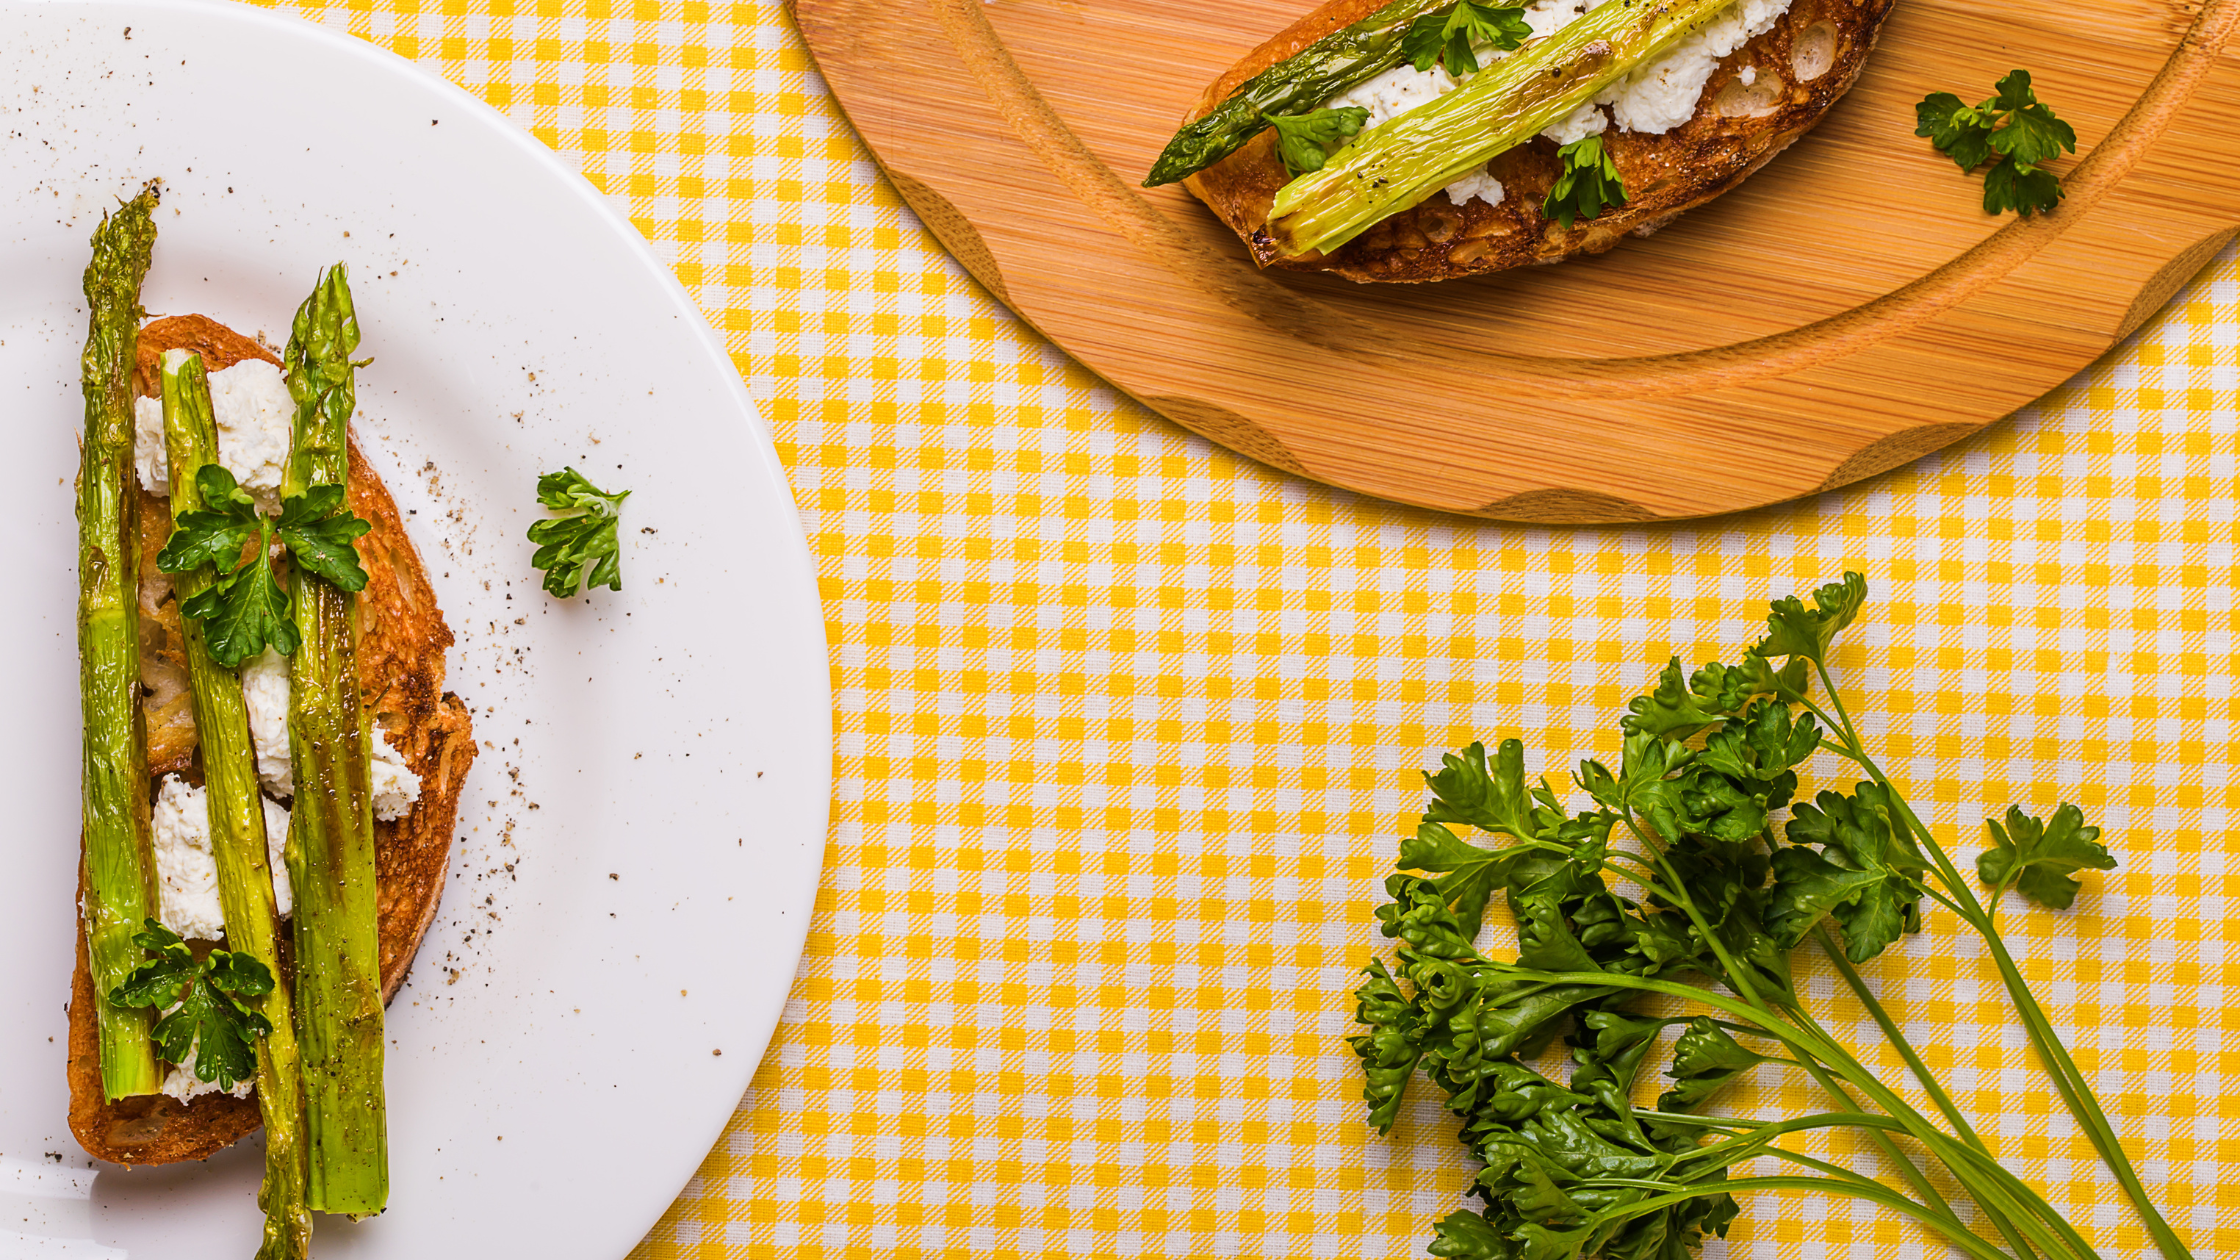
[251,2,2239,1255]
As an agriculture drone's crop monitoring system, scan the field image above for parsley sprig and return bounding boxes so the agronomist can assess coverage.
[1400,0,1532,77]
[528,467,630,597]
[1351,574,2195,1260]
[1542,132,1626,229]
[1915,69,2077,216]
[156,464,371,667]
[1267,107,1369,178]
[106,920,275,1092]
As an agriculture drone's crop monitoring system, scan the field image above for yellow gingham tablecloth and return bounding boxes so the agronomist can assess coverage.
[251,2,2238,1254]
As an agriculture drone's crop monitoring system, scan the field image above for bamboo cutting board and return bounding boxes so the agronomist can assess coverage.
[789,0,2240,522]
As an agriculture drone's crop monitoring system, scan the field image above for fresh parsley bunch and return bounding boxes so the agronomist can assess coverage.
[528,467,630,597]
[155,463,371,667]
[1354,574,2186,1260]
[107,920,276,1091]
[1542,134,1626,230]
[1916,69,2077,216]
[1401,0,1533,77]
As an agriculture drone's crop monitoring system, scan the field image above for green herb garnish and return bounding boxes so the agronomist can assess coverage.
[1267,106,1371,177]
[528,467,630,597]
[1916,69,2076,216]
[106,920,275,1092]
[1351,573,2195,1260]
[1542,132,1626,228]
[1400,0,1532,76]
[156,463,370,667]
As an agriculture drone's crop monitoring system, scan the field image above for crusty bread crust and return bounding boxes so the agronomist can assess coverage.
[66,315,476,1166]
[1180,0,1895,282]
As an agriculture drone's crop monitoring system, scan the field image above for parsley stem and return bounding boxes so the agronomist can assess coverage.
[1808,660,2192,1260]
[1600,1175,2022,1260]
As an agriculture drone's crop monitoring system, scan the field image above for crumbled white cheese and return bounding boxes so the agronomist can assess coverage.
[239,647,421,820]
[160,1038,255,1103]
[1443,166,1505,207]
[132,358,297,512]
[370,731,421,822]
[1598,0,1794,134]
[1520,0,1596,38]
[1326,58,1458,129]
[150,776,296,939]
[265,795,294,918]
[1739,64,1758,86]
[1541,100,1610,147]
[152,777,227,942]
[242,648,295,797]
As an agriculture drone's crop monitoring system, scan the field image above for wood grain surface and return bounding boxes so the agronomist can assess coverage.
[789,0,2240,521]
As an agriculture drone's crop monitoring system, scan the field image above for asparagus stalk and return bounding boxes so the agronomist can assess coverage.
[1266,0,1738,256]
[1142,0,1451,187]
[279,265,387,1216]
[159,349,312,1259]
[77,184,163,1102]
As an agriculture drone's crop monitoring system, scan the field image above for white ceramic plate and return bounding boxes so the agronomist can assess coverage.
[0,2,831,1255]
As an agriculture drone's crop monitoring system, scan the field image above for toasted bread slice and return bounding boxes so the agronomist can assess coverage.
[66,315,476,1166]
[1181,0,1894,282]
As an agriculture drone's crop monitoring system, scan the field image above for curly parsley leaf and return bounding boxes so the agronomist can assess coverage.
[106,920,275,1091]
[1542,133,1625,230]
[155,464,260,575]
[178,532,299,668]
[1916,70,2075,216]
[275,484,371,591]
[1768,782,1925,961]
[1402,0,1533,76]
[159,466,369,665]
[1760,571,1866,665]
[1427,1209,1508,1259]
[1266,106,1369,178]
[1978,804,2115,910]
[1661,1015,1772,1110]
[1349,958,1424,1132]
[528,467,631,597]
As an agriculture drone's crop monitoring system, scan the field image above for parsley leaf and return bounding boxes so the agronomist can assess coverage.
[1916,70,2076,216]
[1401,0,1532,76]
[181,549,298,667]
[154,464,260,575]
[1767,782,1925,961]
[1266,107,1370,178]
[1661,1016,1771,1110]
[276,484,372,591]
[1541,133,1625,230]
[528,467,631,597]
[158,465,371,666]
[1759,571,1866,665]
[107,920,275,1092]
[1978,804,2115,910]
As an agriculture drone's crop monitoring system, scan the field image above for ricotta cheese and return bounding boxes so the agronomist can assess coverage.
[370,733,422,822]
[152,777,227,942]
[1597,0,1792,134]
[242,648,296,796]
[132,358,297,512]
[240,647,421,821]
[151,776,296,938]
[266,795,295,918]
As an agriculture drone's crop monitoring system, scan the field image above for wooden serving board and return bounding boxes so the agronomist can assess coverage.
[789,0,2240,521]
